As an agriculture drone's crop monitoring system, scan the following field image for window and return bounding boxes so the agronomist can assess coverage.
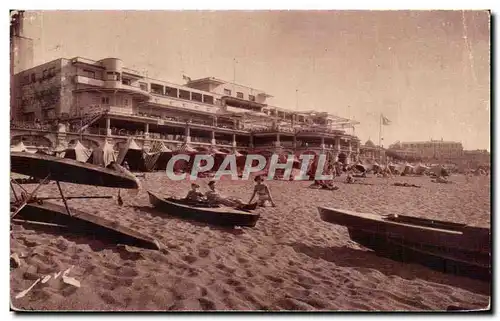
[249,95,255,102]
[150,83,164,95]
[191,92,202,102]
[124,98,129,106]
[236,92,244,99]
[48,67,56,77]
[179,90,190,100]
[165,86,178,98]
[101,97,110,105]
[224,89,232,96]
[139,82,148,91]
[30,73,36,83]
[122,78,131,86]
[106,71,120,81]
[42,70,48,79]
[203,95,214,104]
[83,69,95,79]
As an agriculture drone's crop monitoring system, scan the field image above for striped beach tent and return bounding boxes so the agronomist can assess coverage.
[144,141,173,171]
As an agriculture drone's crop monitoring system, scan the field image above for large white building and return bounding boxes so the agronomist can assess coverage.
[11,56,362,164]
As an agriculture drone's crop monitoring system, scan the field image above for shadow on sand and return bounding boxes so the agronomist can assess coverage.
[289,242,490,296]
[130,205,246,236]
[12,222,157,261]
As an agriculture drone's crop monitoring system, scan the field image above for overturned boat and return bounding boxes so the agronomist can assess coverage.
[13,201,160,250]
[148,191,260,227]
[318,207,491,280]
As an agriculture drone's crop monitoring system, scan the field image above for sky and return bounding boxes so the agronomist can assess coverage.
[21,10,490,151]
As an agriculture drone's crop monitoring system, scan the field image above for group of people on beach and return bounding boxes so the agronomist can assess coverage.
[184,175,276,210]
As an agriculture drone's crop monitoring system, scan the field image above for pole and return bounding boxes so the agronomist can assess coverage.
[233,58,236,94]
[295,89,298,110]
[378,113,382,148]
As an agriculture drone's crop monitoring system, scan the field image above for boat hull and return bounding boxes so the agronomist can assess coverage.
[148,191,260,227]
[15,201,160,250]
[318,206,491,280]
[11,152,139,189]
[348,229,490,281]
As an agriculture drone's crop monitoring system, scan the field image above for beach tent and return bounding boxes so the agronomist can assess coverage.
[63,140,91,162]
[144,142,173,171]
[10,141,29,152]
[415,163,430,175]
[430,165,449,177]
[354,161,367,173]
[170,144,200,173]
[211,147,229,172]
[371,161,382,173]
[87,141,117,167]
[402,163,415,175]
[116,139,145,171]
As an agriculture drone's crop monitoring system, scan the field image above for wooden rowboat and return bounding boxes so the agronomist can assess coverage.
[14,201,160,250]
[148,191,260,227]
[11,152,139,189]
[318,207,491,280]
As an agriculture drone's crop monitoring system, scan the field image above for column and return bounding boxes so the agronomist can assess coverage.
[213,116,218,127]
[249,134,254,148]
[320,136,325,150]
[105,117,111,136]
[185,125,191,143]
[144,123,149,138]
[292,135,297,149]
[233,119,237,129]
[232,133,237,147]
[335,137,340,152]
[211,131,216,145]
[275,133,281,148]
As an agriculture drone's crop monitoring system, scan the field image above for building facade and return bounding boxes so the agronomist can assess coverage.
[388,139,464,161]
[11,56,361,164]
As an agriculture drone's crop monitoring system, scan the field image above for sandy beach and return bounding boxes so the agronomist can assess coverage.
[10,173,491,311]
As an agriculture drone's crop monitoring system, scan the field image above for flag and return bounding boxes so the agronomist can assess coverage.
[381,114,391,126]
[182,75,191,82]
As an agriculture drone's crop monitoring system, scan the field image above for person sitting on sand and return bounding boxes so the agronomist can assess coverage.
[433,175,449,184]
[249,175,276,207]
[345,171,355,184]
[185,183,206,203]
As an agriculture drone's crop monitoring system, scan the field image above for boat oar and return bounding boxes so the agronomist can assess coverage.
[34,195,113,201]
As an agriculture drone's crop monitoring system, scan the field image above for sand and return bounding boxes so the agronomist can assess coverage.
[10,174,491,311]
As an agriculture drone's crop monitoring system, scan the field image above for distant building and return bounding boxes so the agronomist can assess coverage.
[388,139,463,161]
[359,139,385,163]
[462,149,490,167]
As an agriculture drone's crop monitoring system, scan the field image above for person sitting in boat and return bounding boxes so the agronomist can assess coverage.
[206,180,247,208]
[249,175,276,207]
[185,183,206,203]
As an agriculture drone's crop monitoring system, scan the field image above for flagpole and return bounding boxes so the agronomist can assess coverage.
[379,113,382,148]
[233,58,236,93]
